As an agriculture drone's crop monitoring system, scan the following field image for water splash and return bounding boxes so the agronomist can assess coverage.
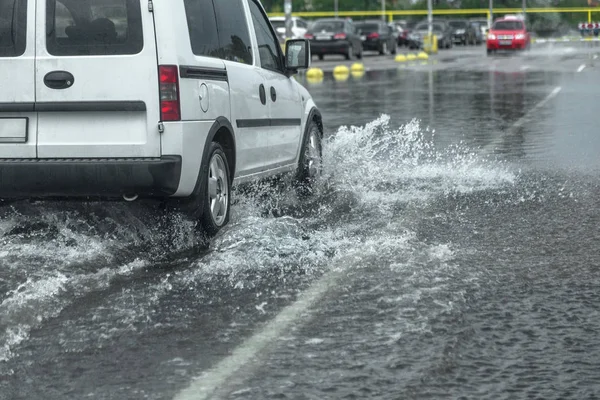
[0,116,517,366]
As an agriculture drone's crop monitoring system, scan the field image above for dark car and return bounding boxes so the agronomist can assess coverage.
[412,20,454,49]
[448,20,479,45]
[305,18,363,60]
[390,20,411,46]
[355,20,397,55]
[470,21,485,44]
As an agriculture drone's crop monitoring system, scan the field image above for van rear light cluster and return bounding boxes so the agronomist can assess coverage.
[333,33,347,40]
[367,32,380,39]
[159,65,181,122]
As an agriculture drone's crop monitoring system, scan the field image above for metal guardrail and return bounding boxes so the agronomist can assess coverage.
[268,8,600,23]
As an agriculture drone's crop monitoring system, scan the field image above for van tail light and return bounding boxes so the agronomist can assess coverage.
[304,33,314,39]
[159,65,180,122]
[368,32,380,39]
[333,33,347,40]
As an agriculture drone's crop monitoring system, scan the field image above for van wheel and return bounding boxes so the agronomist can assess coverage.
[176,142,231,236]
[201,143,231,235]
[294,120,322,197]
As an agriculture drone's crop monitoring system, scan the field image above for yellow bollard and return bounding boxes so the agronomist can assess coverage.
[333,72,349,82]
[423,33,438,54]
[306,67,324,79]
[333,65,350,76]
[395,54,407,62]
[306,76,324,84]
[350,62,365,72]
[417,51,429,60]
[407,53,417,61]
[351,70,365,79]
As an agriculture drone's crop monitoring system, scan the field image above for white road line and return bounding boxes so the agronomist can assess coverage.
[593,54,598,60]
[174,265,347,400]
[520,65,531,71]
[577,64,586,73]
[481,86,562,155]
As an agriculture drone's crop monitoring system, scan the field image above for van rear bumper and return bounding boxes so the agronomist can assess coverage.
[0,156,181,198]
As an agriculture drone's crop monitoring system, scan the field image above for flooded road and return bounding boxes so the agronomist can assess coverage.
[2,44,600,399]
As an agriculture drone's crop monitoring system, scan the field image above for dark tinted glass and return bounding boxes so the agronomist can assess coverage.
[183,0,220,57]
[356,23,379,33]
[248,0,282,72]
[0,0,26,57]
[493,21,524,30]
[270,20,285,30]
[213,0,252,64]
[448,21,467,28]
[312,21,344,32]
[415,23,444,31]
[46,0,143,56]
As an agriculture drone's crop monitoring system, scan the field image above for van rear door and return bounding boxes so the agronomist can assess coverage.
[35,0,160,158]
[0,0,36,158]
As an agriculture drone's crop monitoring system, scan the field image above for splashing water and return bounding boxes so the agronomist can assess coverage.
[0,116,518,366]
[322,114,516,210]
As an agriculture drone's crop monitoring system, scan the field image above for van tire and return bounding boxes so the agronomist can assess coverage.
[294,120,322,197]
[200,142,231,236]
[175,142,231,236]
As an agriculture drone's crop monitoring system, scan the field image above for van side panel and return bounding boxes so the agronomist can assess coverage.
[153,0,231,196]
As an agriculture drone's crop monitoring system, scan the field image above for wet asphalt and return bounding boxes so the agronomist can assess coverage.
[1,42,600,400]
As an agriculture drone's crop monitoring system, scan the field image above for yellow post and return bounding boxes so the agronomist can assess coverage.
[388,13,393,23]
[423,33,438,54]
[589,10,592,23]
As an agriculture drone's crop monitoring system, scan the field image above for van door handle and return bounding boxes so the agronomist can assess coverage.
[259,84,266,105]
[44,71,75,90]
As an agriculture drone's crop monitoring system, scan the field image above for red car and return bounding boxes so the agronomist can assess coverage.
[486,16,531,54]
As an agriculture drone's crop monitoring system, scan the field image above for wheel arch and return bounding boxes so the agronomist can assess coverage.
[204,117,236,178]
[295,105,323,165]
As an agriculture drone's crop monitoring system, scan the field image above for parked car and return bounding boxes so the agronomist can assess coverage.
[355,20,397,55]
[305,18,363,60]
[448,19,479,45]
[487,15,531,54]
[390,20,411,46]
[412,20,454,49]
[470,21,486,44]
[470,17,490,39]
[269,16,309,39]
[0,0,322,236]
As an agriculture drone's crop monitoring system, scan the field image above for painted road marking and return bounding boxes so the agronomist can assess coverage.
[174,265,347,400]
[577,64,586,72]
[481,86,562,155]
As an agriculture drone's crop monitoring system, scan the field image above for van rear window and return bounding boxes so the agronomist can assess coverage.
[46,0,143,56]
[0,0,27,57]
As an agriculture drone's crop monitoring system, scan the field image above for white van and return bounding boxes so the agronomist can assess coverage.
[0,0,322,235]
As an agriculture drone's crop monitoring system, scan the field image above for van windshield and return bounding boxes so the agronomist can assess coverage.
[493,20,524,30]
[0,0,26,57]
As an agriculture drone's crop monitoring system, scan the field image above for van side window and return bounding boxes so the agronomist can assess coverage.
[46,0,143,56]
[248,0,283,72]
[212,0,253,65]
[0,0,26,57]
[183,0,220,58]
[54,1,74,39]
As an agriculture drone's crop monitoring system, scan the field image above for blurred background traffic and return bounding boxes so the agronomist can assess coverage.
[267,0,600,61]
